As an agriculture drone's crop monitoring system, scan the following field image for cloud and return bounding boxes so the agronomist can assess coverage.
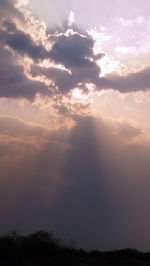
[114,121,142,141]
[0,116,48,137]
[0,44,48,100]
[16,0,30,7]
[100,67,150,92]
[0,12,101,96]
[1,0,150,100]
[31,65,75,93]
[31,32,101,93]
[0,0,24,22]
[0,22,49,61]
[6,30,47,61]
[30,28,150,94]
[49,33,94,68]
[0,1,51,100]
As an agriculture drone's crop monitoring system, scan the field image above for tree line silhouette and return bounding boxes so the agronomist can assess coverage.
[0,230,150,265]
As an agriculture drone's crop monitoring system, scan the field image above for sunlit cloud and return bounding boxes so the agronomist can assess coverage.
[16,0,30,7]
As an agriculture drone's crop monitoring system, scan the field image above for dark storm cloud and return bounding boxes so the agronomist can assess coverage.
[2,0,150,97]
[31,61,99,94]
[0,14,102,95]
[0,22,49,61]
[6,31,48,61]
[40,28,150,94]
[31,65,74,93]
[0,0,49,62]
[1,18,101,67]
[31,32,101,93]
[0,44,48,100]
[99,67,150,92]
[30,30,150,94]
[48,32,101,87]
[1,0,150,99]
[49,33,95,68]
[0,1,50,100]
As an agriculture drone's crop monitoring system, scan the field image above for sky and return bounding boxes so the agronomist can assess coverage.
[0,0,150,251]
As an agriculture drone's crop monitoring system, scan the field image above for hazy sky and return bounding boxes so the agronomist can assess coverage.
[27,0,150,27]
[0,0,150,251]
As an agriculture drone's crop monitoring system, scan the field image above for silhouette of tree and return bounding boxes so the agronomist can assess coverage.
[0,231,149,265]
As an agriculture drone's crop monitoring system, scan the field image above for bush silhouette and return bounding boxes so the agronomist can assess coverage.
[0,231,149,265]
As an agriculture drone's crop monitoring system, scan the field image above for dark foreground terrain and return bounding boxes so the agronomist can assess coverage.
[0,231,150,266]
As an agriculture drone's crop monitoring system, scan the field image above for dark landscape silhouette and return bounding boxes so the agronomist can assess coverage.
[0,230,150,266]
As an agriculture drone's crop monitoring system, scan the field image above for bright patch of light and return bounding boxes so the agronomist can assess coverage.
[39,60,71,73]
[16,0,29,7]
[100,26,107,32]
[88,29,112,54]
[115,46,137,55]
[72,89,88,100]
[68,11,75,26]
[97,54,121,77]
